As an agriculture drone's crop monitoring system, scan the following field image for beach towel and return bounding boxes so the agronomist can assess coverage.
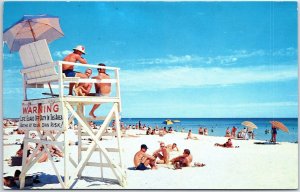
[254,142,279,145]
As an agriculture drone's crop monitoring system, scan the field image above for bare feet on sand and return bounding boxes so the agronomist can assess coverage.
[194,162,206,167]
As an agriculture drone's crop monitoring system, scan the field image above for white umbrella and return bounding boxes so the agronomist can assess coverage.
[3,14,64,52]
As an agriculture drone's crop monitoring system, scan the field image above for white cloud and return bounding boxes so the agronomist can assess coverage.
[112,50,269,67]
[53,50,72,58]
[272,47,297,57]
[120,64,297,92]
[3,53,20,62]
[3,88,23,95]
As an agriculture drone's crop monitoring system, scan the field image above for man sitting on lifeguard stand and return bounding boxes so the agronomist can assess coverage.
[89,63,112,118]
[63,45,88,95]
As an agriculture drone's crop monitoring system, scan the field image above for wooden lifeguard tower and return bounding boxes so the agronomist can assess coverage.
[17,39,127,189]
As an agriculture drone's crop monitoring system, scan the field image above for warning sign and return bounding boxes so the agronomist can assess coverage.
[19,98,64,130]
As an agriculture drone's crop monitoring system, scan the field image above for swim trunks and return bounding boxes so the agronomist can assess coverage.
[95,93,110,97]
[63,70,77,77]
[136,163,148,170]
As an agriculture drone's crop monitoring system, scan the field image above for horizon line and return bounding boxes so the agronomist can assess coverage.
[3,117,298,119]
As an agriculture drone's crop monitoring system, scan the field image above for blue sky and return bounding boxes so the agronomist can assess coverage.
[2,1,298,118]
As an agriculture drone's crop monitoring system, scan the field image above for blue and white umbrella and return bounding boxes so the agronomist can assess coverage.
[3,14,64,52]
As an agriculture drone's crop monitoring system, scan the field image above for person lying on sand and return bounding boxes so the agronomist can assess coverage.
[16,143,33,157]
[3,169,40,188]
[167,143,179,152]
[49,145,64,157]
[170,149,193,169]
[26,145,48,163]
[214,138,239,148]
[186,130,199,140]
[153,142,170,164]
[134,144,157,170]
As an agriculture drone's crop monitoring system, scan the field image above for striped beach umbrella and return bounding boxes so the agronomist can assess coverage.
[270,121,289,133]
[241,121,258,131]
[162,119,173,125]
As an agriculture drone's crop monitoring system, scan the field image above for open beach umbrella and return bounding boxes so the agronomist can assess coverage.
[162,119,173,125]
[241,121,258,131]
[270,121,289,133]
[3,14,64,52]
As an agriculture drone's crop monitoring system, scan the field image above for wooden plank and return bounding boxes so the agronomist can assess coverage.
[81,147,120,152]
[64,97,120,104]
[25,138,64,147]
[63,79,117,84]
[86,162,118,168]
[81,132,115,137]
[27,75,58,84]
[58,61,120,70]
[21,62,57,74]
[86,116,112,121]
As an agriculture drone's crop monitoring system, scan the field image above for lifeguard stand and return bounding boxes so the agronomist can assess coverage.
[17,39,126,189]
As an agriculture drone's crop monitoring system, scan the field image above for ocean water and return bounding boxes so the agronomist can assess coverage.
[102,118,298,143]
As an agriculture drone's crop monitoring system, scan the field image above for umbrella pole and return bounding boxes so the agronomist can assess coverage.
[27,20,37,41]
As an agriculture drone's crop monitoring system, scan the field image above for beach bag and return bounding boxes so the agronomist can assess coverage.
[11,156,22,166]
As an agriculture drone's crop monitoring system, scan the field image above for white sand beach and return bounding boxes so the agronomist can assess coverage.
[3,127,298,190]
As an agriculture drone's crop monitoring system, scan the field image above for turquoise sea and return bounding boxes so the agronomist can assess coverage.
[105,118,298,143]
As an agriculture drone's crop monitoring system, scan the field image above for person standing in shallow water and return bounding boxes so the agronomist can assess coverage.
[271,125,277,143]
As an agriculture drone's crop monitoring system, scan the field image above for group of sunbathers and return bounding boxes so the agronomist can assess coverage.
[133,142,205,170]
[62,45,112,118]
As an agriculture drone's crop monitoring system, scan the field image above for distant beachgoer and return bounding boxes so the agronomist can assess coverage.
[270,125,277,143]
[248,130,254,139]
[215,138,239,148]
[231,126,237,138]
[242,128,247,134]
[151,129,155,135]
[146,128,151,135]
[89,63,111,118]
[74,68,93,96]
[186,130,199,140]
[198,127,204,135]
[204,128,208,136]
[133,144,157,170]
[163,127,168,134]
[170,149,193,169]
[167,143,179,152]
[168,127,173,133]
[225,127,231,137]
[153,142,170,164]
[16,143,32,157]
[63,45,88,95]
